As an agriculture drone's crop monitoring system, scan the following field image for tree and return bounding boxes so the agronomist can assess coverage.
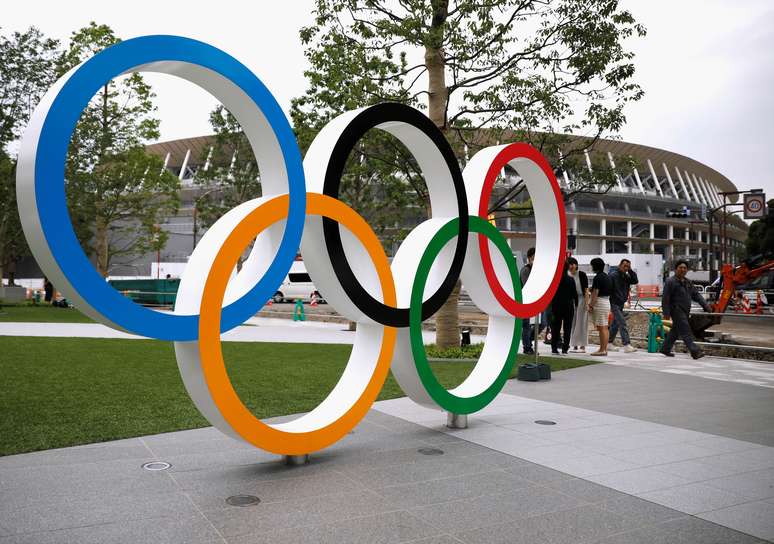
[0,27,60,290]
[292,0,646,347]
[745,199,774,258]
[192,106,264,241]
[59,23,179,276]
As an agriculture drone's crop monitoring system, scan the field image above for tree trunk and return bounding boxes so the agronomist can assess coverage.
[425,0,459,349]
[95,214,109,277]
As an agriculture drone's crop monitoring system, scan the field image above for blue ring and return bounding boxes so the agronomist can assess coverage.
[34,36,305,341]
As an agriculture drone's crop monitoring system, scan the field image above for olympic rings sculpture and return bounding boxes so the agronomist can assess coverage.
[17,36,566,455]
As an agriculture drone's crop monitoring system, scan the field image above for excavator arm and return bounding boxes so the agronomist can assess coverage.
[713,260,774,314]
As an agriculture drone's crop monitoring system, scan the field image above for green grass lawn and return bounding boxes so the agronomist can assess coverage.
[0,304,93,323]
[0,336,597,456]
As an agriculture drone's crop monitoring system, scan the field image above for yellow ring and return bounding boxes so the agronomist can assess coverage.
[198,193,397,454]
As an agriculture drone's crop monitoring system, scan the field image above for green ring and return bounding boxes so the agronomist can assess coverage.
[409,215,523,414]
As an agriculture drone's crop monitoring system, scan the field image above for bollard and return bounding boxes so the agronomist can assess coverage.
[284,454,310,466]
[446,413,468,429]
[293,299,305,321]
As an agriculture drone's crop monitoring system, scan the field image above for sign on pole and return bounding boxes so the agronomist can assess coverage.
[744,193,766,219]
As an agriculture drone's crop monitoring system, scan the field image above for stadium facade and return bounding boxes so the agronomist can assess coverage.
[131,134,747,280]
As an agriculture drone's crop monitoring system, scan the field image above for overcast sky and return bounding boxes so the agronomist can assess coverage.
[4,0,773,201]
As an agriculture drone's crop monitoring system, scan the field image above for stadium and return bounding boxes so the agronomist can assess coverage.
[129,134,748,283]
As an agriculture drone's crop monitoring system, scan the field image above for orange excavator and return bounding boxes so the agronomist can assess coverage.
[689,256,774,338]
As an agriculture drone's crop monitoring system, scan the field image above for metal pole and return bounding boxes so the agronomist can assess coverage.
[534,311,540,364]
[722,193,728,265]
[708,212,716,283]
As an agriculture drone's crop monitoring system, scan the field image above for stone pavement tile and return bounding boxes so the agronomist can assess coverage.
[510,443,595,464]
[411,486,585,534]
[160,448,279,474]
[140,426,224,446]
[203,488,399,538]
[596,494,685,527]
[704,468,774,501]
[699,501,774,542]
[654,458,759,483]
[454,504,635,544]
[702,448,774,473]
[343,455,503,489]
[504,461,575,484]
[312,440,493,472]
[467,450,533,470]
[570,432,687,454]
[538,453,640,478]
[177,467,367,511]
[546,477,630,504]
[736,430,774,448]
[0,514,223,544]
[0,439,149,470]
[608,443,719,467]
[594,516,768,544]
[502,416,607,434]
[228,510,442,544]
[379,470,535,508]
[405,537,463,544]
[586,467,693,494]
[0,490,197,535]
[638,482,751,515]
[0,461,179,512]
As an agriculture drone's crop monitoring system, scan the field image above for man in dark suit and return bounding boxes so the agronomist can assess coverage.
[661,260,712,359]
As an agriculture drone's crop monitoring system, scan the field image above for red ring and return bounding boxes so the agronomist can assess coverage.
[478,143,567,318]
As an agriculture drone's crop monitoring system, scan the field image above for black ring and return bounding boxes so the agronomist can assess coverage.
[322,103,468,327]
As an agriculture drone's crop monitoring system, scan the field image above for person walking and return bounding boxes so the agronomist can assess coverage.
[567,257,589,352]
[520,247,536,354]
[608,258,638,353]
[661,260,712,359]
[550,260,578,354]
[43,277,54,304]
[588,257,612,356]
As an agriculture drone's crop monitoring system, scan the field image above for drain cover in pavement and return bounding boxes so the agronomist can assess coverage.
[418,447,444,456]
[534,420,557,425]
[141,461,171,471]
[226,495,261,507]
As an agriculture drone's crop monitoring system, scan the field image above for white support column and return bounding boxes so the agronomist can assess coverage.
[607,152,624,192]
[668,224,675,262]
[685,227,690,256]
[704,178,721,207]
[161,152,170,175]
[691,173,709,205]
[647,159,664,197]
[626,220,633,253]
[202,146,214,172]
[178,149,191,181]
[673,167,692,203]
[683,169,702,204]
[632,166,646,195]
[662,163,680,200]
[600,219,607,255]
[649,223,655,253]
[557,149,571,187]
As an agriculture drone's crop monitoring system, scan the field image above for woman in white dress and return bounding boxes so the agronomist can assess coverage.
[567,257,589,352]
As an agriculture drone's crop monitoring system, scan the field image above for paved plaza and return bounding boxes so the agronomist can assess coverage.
[1,345,773,543]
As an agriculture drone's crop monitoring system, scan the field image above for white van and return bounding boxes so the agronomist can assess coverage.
[272,261,324,303]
